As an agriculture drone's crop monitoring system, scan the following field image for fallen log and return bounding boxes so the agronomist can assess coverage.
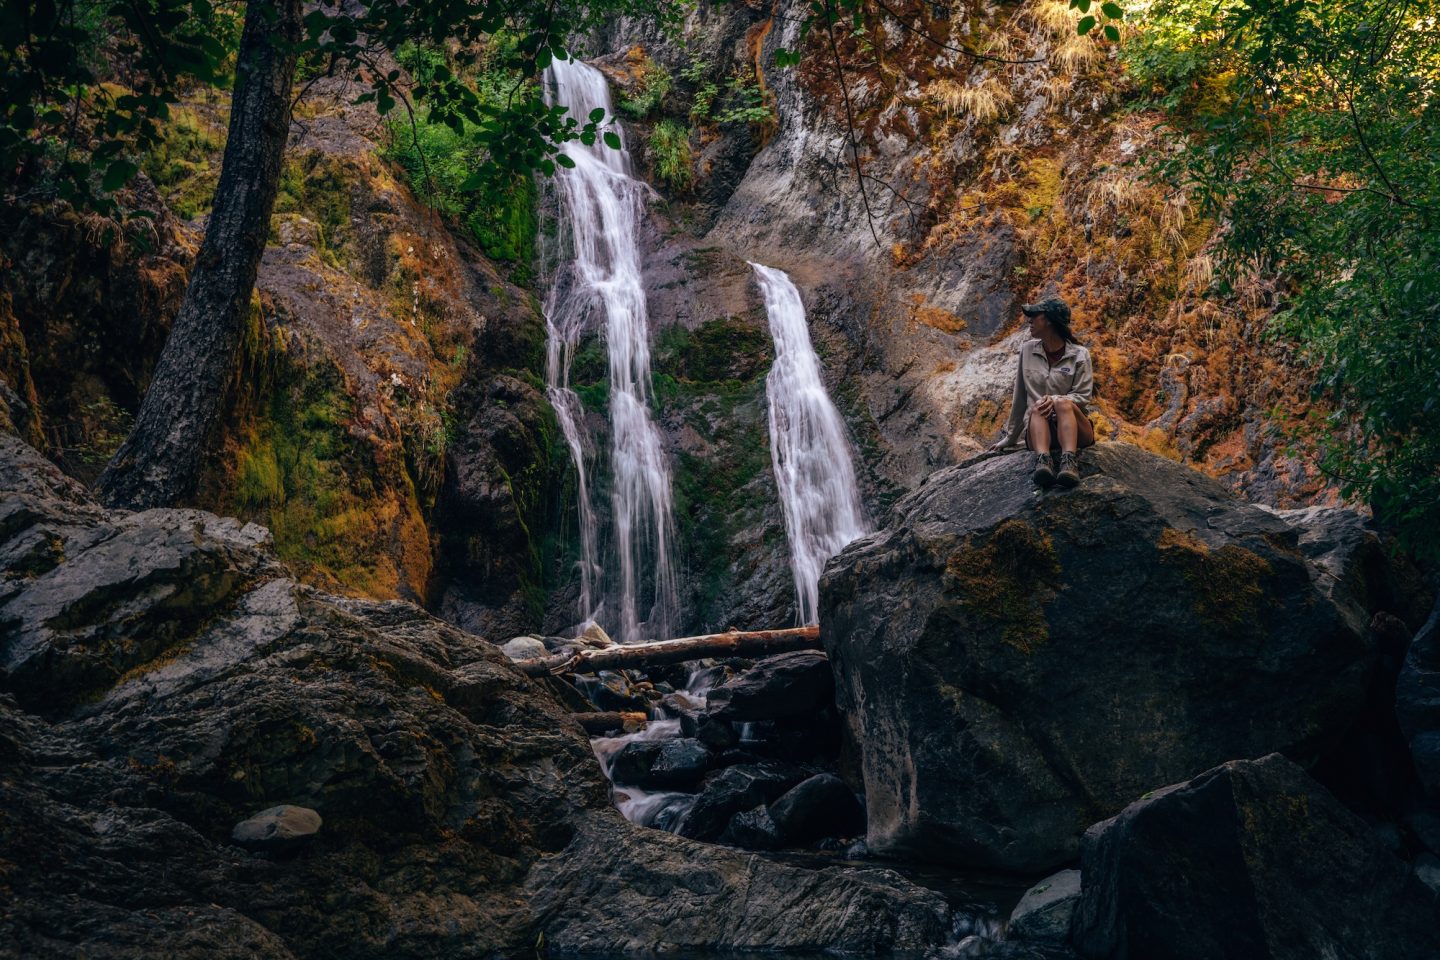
[515,625,821,678]
[570,711,649,734]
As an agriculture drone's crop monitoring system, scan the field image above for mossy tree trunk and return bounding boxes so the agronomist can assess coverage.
[97,0,302,509]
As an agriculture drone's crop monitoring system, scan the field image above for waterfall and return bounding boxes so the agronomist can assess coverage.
[542,57,679,642]
[750,263,868,625]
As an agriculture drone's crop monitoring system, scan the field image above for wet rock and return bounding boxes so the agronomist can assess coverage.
[609,738,711,791]
[1007,869,1081,943]
[706,650,834,722]
[718,805,784,851]
[1397,600,1440,801]
[768,774,865,845]
[230,805,322,851]
[678,708,739,750]
[1071,754,1440,960]
[678,761,814,841]
[573,671,650,712]
[824,444,1380,872]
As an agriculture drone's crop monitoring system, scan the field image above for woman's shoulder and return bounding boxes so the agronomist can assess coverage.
[1072,342,1093,360]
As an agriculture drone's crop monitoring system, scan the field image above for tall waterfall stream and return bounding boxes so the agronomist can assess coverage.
[543,57,679,644]
[751,262,869,625]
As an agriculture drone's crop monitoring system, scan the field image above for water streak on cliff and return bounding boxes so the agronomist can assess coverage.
[750,262,868,624]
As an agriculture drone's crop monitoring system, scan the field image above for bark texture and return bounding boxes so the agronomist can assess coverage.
[514,626,821,677]
[96,0,302,509]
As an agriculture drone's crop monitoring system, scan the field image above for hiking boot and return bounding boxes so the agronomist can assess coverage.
[1057,451,1080,488]
[1032,452,1057,488]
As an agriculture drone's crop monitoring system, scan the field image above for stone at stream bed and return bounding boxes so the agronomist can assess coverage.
[823,443,1387,873]
[705,650,834,722]
[1071,754,1440,960]
[718,805,784,850]
[677,760,815,841]
[1006,869,1081,944]
[0,434,957,958]
[678,707,739,750]
[230,805,322,851]
[768,773,865,845]
[609,738,712,790]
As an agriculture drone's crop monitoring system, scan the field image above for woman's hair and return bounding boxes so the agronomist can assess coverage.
[1022,297,1080,345]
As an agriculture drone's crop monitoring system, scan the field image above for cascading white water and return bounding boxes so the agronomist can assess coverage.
[543,58,678,642]
[750,263,868,625]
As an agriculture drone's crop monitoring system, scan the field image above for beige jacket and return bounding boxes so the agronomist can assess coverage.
[1000,338,1095,447]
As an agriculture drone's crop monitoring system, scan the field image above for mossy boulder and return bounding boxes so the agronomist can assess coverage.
[821,442,1381,872]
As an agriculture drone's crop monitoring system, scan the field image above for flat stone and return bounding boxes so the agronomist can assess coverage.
[231,805,322,850]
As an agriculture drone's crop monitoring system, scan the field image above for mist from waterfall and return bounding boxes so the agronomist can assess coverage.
[750,263,868,625]
[542,57,678,643]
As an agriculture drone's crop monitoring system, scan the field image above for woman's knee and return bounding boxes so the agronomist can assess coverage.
[1053,397,1075,414]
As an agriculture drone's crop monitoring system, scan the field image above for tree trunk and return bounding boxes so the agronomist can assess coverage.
[514,626,821,678]
[96,0,302,509]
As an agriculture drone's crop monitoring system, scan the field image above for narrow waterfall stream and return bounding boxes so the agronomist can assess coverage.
[542,57,679,642]
[750,263,869,625]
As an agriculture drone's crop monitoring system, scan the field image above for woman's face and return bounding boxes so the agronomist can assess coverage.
[1028,312,1049,338]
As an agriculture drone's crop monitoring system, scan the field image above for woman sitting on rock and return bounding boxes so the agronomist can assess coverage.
[988,297,1095,488]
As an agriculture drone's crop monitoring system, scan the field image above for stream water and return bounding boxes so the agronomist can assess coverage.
[750,262,869,625]
[543,57,679,643]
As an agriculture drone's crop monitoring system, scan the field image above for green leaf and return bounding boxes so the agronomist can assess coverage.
[603,130,621,150]
[589,107,605,123]
[102,159,138,192]
[556,153,575,168]
[1078,15,1096,34]
[1076,0,1091,11]
[1103,23,1120,40]
[1101,1,1123,18]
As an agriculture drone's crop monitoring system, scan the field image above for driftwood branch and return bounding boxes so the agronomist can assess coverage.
[515,626,821,678]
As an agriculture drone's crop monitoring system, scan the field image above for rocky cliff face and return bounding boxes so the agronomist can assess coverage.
[0,432,958,957]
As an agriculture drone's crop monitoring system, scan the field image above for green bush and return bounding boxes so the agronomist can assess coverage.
[648,119,693,191]
[620,56,673,118]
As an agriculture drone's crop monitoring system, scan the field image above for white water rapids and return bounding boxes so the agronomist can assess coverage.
[543,57,679,643]
[750,263,868,625]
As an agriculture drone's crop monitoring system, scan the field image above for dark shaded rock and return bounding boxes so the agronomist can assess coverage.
[609,738,711,791]
[706,650,834,722]
[230,805,322,851]
[823,444,1379,872]
[0,434,955,958]
[527,812,952,955]
[1007,869,1081,943]
[678,707,739,750]
[718,805,784,851]
[678,761,814,841]
[769,774,865,845]
[1072,754,1440,960]
[1398,600,1440,801]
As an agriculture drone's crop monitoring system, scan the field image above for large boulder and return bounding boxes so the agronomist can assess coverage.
[1071,754,1440,959]
[1397,600,1440,801]
[0,435,954,958]
[822,443,1379,872]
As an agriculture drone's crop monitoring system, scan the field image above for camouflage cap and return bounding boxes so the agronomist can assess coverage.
[1021,297,1072,325]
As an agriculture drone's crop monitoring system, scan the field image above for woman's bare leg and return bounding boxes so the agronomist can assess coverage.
[1028,408,1052,451]
[1053,399,1095,453]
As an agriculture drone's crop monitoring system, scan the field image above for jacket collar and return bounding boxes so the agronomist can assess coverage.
[1029,339,1080,362]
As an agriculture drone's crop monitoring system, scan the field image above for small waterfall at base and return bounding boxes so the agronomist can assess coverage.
[750,263,869,625]
[542,57,679,642]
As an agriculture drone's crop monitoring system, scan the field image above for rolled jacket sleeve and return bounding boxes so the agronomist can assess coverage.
[1001,351,1028,446]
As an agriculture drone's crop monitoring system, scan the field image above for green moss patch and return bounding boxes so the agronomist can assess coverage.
[946,520,1062,654]
[1156,527,1273,627]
